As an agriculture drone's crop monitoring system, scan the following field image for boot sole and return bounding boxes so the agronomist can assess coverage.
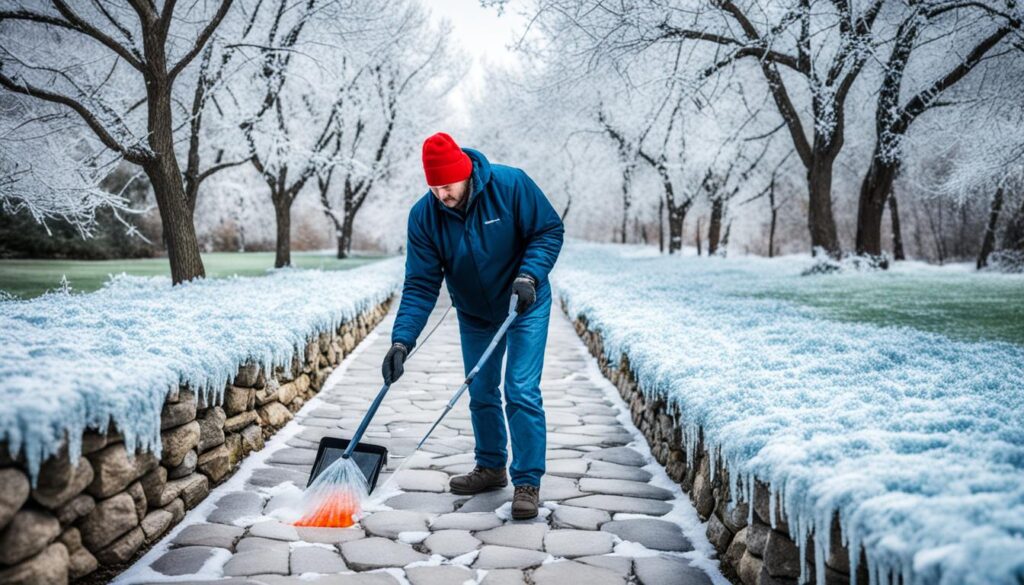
[511,507,539,520]
[449,481,508,496]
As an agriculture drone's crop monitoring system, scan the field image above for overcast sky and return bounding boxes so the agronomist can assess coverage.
[428,1,527,125]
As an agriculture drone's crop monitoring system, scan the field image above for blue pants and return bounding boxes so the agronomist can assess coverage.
[457,282,551,487]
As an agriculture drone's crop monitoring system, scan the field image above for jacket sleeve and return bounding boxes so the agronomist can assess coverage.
[392,206,443,350]
[514,170,565,283]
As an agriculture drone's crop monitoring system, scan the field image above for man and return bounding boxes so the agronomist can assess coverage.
[381,132,564,519]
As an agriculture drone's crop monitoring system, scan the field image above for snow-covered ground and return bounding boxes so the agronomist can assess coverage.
[554,242,1024,585]
[0,258,404,481]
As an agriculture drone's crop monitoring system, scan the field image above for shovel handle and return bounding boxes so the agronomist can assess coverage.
[343,381,390,459]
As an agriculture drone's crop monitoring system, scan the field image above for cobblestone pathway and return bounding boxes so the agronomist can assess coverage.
[120,294,725,585]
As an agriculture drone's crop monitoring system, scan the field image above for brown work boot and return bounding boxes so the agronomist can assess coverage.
[449,465,508,495]
[511,485,540,520]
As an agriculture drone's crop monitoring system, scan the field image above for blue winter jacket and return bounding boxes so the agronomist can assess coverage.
[392,148,564,349]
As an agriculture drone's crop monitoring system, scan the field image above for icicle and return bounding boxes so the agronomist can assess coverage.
[849,523,861,585]
[746,473,755,526]
[727,457,738,512]
[797,511,809,584]
[709,444,717,482]
[815,507,830,585]
[769,481,778,530]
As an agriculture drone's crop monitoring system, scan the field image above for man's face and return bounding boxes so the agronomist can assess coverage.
[430,178,470,209]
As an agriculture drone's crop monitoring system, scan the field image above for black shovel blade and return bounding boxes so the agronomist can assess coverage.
[307,437,388,493]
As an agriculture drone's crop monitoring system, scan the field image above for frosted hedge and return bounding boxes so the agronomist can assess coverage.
[0,258,404,482]
[554,243,1024,585]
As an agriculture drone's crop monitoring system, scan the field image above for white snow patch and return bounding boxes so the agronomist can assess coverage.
[449,549,479,566]
[398,530,431,544]
[494,501,551,522]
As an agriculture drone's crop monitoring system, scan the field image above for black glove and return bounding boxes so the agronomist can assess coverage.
[512,273,536,314]
[381,342,408,384]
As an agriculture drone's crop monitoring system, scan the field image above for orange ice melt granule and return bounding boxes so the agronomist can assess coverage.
[293,490,361,528]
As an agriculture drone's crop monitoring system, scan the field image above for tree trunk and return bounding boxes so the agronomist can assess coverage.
[708,197,723,255]
[1002,198,1024,251]
[855,150,900,258]
[977,187,1004,269]
[273,195,291,268]
[768,179,778,258]
[658,199,665,254]
[807,156,841,257]
[695,218,702,256]
[619,168,633,244]
[720,221,732,255]
[889,192,905,261]
[338,212,355,259]
[667,203,687,254]
[146,77,206,284]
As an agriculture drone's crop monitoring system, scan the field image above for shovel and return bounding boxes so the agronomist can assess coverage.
[306,293,520,494]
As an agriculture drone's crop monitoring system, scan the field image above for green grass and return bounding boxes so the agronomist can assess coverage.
[751,267,1024,346]
[0,251,386,299]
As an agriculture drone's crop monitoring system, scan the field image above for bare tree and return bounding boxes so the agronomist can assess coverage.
[318,8,453,258]
[0,0,235,283]
[532,0,892,256]
[236,0,342,268]
[855,3,1014,258]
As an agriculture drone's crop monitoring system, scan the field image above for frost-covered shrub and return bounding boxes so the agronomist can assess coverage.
[801,250,890,276]
[986,249,1024,273]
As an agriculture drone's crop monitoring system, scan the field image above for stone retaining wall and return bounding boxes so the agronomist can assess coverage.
[565,307,870,585]
[0,299,391,584]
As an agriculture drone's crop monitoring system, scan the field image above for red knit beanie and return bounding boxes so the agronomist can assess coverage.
[422,132,472,187]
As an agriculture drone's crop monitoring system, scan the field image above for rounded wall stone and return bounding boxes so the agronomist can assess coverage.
[160,421,201,467]
[87,444,159,499]
[0,542,68,585]
[79,492,138,551]
[0,467,30,530]
[32,456,94,510]
[0,508,61,565]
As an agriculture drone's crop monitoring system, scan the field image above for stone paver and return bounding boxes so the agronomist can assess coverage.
[476,523,548,550]
[543,529,615,557]
[171,523,244,549]
[561,494,674,515]
[290,545,347,573]
[532,560,624,585]
[223,547,289,576]
[340,537,427,570]
[405,565,474,585]
[424,529,481,557]
[578,478,673,500]
[150,546,222,576]
[126,293,722,583]
[473,545,548,569]
[429,512,502,531]
[634,554,714,585]
[600,518,694,552]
